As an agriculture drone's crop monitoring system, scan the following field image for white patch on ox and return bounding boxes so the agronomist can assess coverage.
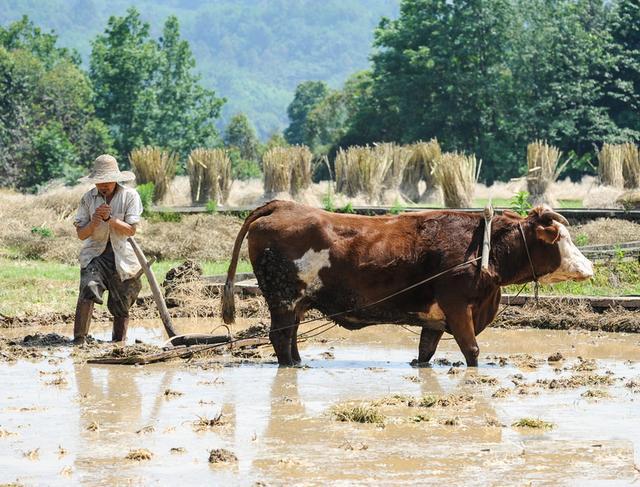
[538,222,594,284]
[293,248,331,296]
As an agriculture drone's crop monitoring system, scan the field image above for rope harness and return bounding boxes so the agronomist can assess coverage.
[518,221,540,304]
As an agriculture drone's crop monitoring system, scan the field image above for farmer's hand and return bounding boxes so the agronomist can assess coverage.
[96,204,111,221]
[90,211,104,227]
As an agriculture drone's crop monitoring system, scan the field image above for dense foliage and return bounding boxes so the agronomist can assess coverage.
[286,0,640,182]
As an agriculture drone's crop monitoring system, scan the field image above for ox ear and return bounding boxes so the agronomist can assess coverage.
[535,224,561,245]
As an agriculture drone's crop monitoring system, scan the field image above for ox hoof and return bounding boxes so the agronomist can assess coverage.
[410,359,432,368]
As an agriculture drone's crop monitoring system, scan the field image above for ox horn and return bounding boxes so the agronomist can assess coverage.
[541,209,569,226]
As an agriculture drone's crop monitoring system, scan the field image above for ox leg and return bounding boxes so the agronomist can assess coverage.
[269,307,296,366]
[444,305,479,367]
[291,322,301,365]
[416,328,444,364]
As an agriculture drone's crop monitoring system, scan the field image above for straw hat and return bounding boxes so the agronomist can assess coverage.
[79,154,135,183]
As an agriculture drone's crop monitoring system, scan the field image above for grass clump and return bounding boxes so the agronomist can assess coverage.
[126,448,153,461]
[187,148,232,205]
[129,146,177,203]
[192,413,224,431]
[511,417,554,429]
[332,403,385,425]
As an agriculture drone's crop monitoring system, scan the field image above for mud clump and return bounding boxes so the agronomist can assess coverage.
[192,413,225,431]
[208,448,238,464]
[548,352,564,362]
[162,260,203,307]
[572,357,598,372]
[536,374,614,389]
[0,333,75,362]
[581,389,610,399]
[492,387,511,398]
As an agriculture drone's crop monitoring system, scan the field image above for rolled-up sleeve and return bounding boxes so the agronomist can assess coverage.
[74,196,90,228]
[124,191,143,225]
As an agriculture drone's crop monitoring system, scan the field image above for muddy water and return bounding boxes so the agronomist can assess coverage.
[1,321,640,486]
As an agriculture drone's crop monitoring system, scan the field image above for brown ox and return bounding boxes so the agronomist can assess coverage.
[222,201,593,366]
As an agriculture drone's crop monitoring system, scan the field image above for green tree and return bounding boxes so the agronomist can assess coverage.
[23,121,78,189]
[223,113,260,162]
[154,15,224,158]
[284,81,330,145]
[0,18,113,190]
[89,8,160,160]
[90,10,224,162]
[0,15,79,67]
[607,0,640,135]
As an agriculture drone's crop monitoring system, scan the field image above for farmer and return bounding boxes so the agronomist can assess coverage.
[72,154,144,344]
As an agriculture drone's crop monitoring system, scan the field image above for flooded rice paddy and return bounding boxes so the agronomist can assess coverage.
[1,320,640,485]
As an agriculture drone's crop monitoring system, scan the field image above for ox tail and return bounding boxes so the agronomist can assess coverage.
[222,201,278,324]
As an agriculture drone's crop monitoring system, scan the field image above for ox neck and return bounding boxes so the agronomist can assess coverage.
[491,219,539,286]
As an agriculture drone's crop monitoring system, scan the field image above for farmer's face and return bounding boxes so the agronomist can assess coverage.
[95,182,117,198]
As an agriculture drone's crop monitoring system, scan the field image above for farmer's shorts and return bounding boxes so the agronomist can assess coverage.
[79,243,141,318]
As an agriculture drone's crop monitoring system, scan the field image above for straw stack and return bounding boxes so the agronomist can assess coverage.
[290,145,313,196]
[598,143,624,188]
[434,152,480,208]
[401,139,442,203]
[622,142,640,189]
[379,143,412,194]
[187,148,232,205]
[263,147,292,197]
[129,146,178,203]
[526,140,564,205]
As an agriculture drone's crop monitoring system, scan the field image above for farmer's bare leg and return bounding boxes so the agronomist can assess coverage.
[417,328,444,364]
[269,307,296,366]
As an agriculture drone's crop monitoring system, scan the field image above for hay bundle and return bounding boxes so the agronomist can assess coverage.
[435,152,480,208]
[622,142,640,189]
[526,140,565,205]
[334,145,394,203]
[379,143,412,195]
[187,148,232,205]
[401,139,442,203]
[129,147,178,203]
[290,145,313,196]
[598,143,624,188]
[263,147,292,197]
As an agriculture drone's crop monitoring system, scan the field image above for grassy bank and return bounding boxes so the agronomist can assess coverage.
[0,257,251,316]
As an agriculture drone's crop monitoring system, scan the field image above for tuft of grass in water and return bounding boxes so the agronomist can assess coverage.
[332,403,385,425]
[126,448,153,461]
[192,413,224,431]
[511,417,554,429]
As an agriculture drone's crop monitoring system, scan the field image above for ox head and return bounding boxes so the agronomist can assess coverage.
[526,206,593,284]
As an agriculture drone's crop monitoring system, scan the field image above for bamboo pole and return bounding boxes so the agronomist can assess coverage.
[481,204,494,271]
[128,237,177,338]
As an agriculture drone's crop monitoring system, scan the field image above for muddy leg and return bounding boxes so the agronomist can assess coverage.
[269,308,296,366]
[291,323,301,365]
[416,328,444,364]
[444,305,479,367]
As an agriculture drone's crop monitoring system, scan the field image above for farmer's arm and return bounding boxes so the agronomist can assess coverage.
[108,217,136,237]
[75,200,108,240]
[107,189,143,237]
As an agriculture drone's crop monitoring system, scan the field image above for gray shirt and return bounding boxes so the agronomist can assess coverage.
[74,184,143,280]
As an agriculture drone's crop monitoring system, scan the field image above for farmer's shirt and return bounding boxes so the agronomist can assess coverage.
[74,184,143,281]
